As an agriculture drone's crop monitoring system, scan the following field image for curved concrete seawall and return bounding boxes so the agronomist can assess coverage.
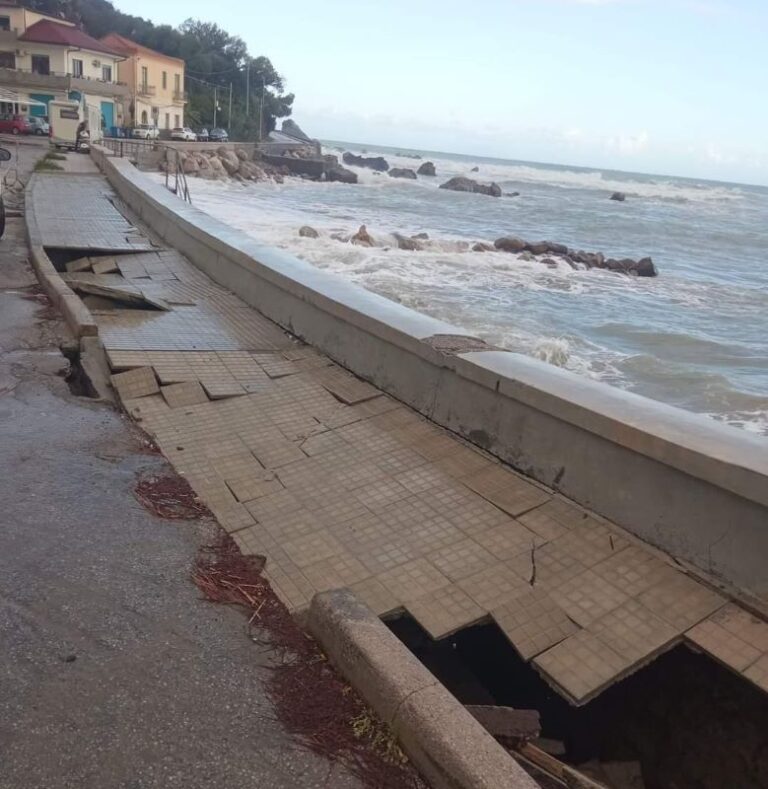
[91,146,768,602]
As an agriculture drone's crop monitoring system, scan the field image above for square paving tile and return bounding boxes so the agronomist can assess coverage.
[592,545,673,597]
[377,558,451,603]
[702,603,768,653]
[518,541,590,588]
[533,630,631,705]
[686,616,763,673]
[349,577,403,617]
[406,517,465,554]
[313,366,381,404]
[588,599,679,662]
[374,447,428,476]
[406,585,487,640]
[462,466,551,517]
[227,472,284,504]
[302,551,371,592]
[395,465,453,495]
[111,366,159,401]
[161,381,209,408]
[551,569,630,628]
[429,538,497,582]
[353,478,412,512]
[458,562,532,610]
[283,530,343,568]
[549,519,628,570]
[638,567,725,631]
[492,588,580,660]
[473,521,544,561]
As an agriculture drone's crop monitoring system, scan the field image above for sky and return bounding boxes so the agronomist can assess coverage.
[119,0,768,185]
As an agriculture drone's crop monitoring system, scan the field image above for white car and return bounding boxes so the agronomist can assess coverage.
[171,127,197,142]
[132,124,159,140]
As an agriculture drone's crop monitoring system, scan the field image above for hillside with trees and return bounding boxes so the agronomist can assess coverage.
[22,0,294,138]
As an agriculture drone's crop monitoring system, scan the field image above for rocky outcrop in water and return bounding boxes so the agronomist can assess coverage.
[440,176,502,198]
[342,152,389,171]
[389,168,418,180]
[393,233,422,251]
[493,236,658,277]
[299,226,319,238]
[417,161,436,176]
[610,192,626,202]
[351,225,375,247]
[326,164,358,184]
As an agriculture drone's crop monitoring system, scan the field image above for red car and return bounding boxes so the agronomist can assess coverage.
[0,115,31,135]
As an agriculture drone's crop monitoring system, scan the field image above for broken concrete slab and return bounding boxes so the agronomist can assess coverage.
[70,281,171,311]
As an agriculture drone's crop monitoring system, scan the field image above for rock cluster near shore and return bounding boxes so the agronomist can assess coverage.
[439,176,502,198]
[296,224,658,277]
[163,147,285,184]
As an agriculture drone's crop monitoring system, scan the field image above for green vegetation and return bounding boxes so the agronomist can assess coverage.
[46,152,67,160]
[34,150,67,170]
[23,0,294,139]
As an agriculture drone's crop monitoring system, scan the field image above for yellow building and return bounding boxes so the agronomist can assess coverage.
[0,1,127,126]
[100,33,185,131]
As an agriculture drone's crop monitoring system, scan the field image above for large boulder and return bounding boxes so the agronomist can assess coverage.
[182,157,199,175]
[604,257,657,277]
[389,167,417,180]
[299,226,319,239]
[235,148,249,161]
[494,237,527,253]
[326,164,358,184]
[351,225,375,247]
[393,233,421,251]
[472,242,494,253]
[342,152,389,171]
[610,192,626,202]
[439,176,501,197]
[417,161,436,176]
[525,241,550,256]
[220,156,240,176]
[281,118,313,142]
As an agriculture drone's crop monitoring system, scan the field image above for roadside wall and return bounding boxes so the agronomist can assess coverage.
[91,145,768,602]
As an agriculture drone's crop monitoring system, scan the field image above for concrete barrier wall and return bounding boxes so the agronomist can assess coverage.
[91,146,768,601]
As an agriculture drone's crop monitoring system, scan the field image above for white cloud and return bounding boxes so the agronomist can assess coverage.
[607,131,651,155]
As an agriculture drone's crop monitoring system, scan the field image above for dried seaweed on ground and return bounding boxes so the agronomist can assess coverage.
[192,534,427,789]
[134,473,211,520]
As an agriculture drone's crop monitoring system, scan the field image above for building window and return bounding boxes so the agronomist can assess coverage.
[0,51,14,69]
[102,65,112,82]
[72,58,83,78]
[0,16,10,32]
[141,110,148,124]
[174,114,180,127]
[164,112,169,129]
[174,74,180,93]
[141,66,148,89]
[162,71,167,90]
[31,55,50,75]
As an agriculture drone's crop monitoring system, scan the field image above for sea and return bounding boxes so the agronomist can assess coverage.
[166,142,768,436]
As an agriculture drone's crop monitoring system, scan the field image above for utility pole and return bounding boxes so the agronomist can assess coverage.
[259,77,265,142]
[246,62,250,115]
[213,85,217,128]
[228,82,233,131]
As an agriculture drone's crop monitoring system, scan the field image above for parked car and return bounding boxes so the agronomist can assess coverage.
[170,127,197,142]
[132,124,160,140]
[209,127,229,143]
[197,127,209,142]
[0,114,31,135]
[28,117,50,136]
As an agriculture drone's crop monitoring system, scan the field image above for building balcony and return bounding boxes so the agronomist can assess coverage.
[70,75,130,98]
[0,66,69,91]
[137,83,156,97]
[172,90,188,104]
[0,28,19,45]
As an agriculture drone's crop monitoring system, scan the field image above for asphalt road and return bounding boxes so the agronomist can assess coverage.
[0,166,361,786]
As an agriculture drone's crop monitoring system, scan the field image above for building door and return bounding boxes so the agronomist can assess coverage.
[100,101,114,130]
[30,93,55,118]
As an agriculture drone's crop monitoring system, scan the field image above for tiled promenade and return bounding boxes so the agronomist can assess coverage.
[32,173,768,707]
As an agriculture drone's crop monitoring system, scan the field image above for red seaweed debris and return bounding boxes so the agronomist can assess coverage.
[192,533,427,788]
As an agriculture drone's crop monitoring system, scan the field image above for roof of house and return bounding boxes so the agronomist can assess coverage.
[19,19,123,57]
[100,33,184,66]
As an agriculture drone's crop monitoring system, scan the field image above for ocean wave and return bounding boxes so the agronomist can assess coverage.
[339,147,744,204]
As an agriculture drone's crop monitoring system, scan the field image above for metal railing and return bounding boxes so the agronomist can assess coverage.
[101,136,191,205]
[138,84,156,97]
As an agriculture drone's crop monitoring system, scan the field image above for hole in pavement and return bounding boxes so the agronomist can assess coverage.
[44,247,136,272]
[388,615,768,789]
[60,344,98,399]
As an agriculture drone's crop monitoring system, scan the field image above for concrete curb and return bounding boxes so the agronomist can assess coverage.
[307,589,539,789]
[24,174,98,339]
